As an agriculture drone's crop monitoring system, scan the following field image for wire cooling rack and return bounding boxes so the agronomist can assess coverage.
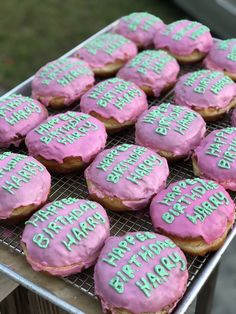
[0,22,235,313]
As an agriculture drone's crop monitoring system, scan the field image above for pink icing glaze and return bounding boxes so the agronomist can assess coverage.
[150,178,235,244]
[113,12,165,47]
[174,70,236,109]
[74,33,137,69]
[231,108,236,126]
[0,94,48,148]
[0,152,51,220]
[25,111,107,164]
[154,19,213,56]
[193,127,236,190]
[204,39,236,74]
[22,198,110,276]
[32,58,94,107]
[80,78,148,124]
[117,50,180,97]
[94,231,188,314]
[85,143,169,210]
[135,103,206,157]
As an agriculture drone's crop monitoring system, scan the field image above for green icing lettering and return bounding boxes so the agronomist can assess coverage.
[96,144,132,172]
[169,252,186,271]
[39,59,90,86]
[1,157,45,194]
[43,228,54,239]
[103,252,120,267]
[61,234,78,252]
[82,33,128,56]
[146,272,162,288]
[128,50,173,75]
[138,245,155,262]
[109,277,124,293]
[121,264,135,279]
[190,25,209,40]
[128,254,142,267]
[105,146,150,184]
[0,94,42,126]
[172,21,198,41]
[36,112,97,145]
[126,154,160,185]
[33,234,50,249]
[159,178,229,224]
[123,13,160,32]
[135,278,153,297]
[154,264,169,278]
[210,76,233,95]
[134,250,185,298]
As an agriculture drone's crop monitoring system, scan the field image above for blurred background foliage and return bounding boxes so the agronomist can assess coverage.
[0,0,186,90]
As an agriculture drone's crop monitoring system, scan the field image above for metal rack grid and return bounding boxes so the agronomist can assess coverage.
[0,20,235,313]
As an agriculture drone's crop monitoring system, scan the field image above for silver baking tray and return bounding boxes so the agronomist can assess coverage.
[0,20,235,314]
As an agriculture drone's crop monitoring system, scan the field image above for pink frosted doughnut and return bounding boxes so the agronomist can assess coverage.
[25,111,107,173]
[154,19,213,62]
[204,39,236,80]
[135,103,206,160]
[0,152,51,222]
[74,33,137,76]
[150,178,235,255]
[94,231,188,314]
[32,58,94,108]
[80,77,148,132]
[117,49,180,97]
[193,127,236,190]
[174,70,236,120]
[22,198,110,276]
[113,12,165,47]
[0,94,47,148]
[85,143,169,211]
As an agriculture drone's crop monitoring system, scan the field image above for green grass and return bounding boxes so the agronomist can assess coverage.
[0,0,186,91]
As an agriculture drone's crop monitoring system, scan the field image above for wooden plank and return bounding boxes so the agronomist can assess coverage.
[28,291,67,314]
[0,286,30,314]
[0,286,68,314]
[0,272,18,302]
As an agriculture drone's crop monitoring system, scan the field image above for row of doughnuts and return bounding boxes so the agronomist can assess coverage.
[3,129,236,217]
[1,12,236,314]
[1,71,236,152]
[1,92,236,176]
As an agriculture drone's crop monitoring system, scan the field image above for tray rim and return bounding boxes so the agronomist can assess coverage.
[0,18,235,314]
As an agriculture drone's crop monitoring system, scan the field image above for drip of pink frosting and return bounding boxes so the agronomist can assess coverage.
[32,58,94,106]
[0,152,51,219]
[80,78,148,124]
[204,39,236,74]
[94,232,188,314]
[135,103,206,156]
[154,19,213,55]
[117,50,180,97]
[0,94,48,148]
[22,198,110,276]
[25,111,107,164]
[174,70,236,109]
[113,12,165,47]
[194,127,236,190]
[74,33,137,69]
[150,178,235,244]
[85,144,169,210]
